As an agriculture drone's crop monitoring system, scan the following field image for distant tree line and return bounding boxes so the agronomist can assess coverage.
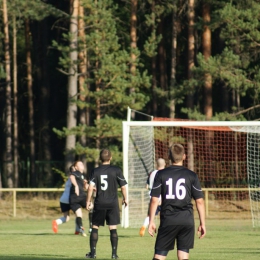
[1,0,260,188]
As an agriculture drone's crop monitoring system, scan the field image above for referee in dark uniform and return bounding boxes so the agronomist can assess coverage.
[148,144,206,260]
[69,161,88,236]
[85,149,128,259]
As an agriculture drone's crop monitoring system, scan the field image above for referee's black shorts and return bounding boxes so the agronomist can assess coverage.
[155,224,195,251]
[60,202,70,213]
[92,206,120,226]
[69,194,86,213]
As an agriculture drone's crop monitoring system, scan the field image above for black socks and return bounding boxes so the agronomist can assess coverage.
[90,228,98,256]
[76,217,83,229]
[110,229,118,256]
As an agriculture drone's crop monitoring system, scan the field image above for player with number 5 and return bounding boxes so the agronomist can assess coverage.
[85,148,128,259]
[148,144,206,260]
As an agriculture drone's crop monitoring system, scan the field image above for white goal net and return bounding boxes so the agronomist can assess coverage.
[122,120,260,228]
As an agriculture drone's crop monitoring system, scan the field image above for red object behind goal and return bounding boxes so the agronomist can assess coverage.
[153,117,248,200]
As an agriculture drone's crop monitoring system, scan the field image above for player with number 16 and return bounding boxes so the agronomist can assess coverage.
[148,144,206,260]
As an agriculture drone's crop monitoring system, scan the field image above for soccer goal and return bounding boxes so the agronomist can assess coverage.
[122,120,260,228]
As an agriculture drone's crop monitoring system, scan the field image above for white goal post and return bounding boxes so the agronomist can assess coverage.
[122,120,260,228]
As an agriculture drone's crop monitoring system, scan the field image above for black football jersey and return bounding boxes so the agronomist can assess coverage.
[70,170,86,197]
[150,165,203,226]
[89,165,127,209]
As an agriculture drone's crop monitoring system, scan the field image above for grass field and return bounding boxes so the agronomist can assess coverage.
[0,216,260,260]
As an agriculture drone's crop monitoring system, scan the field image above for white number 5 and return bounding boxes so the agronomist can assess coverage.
[166,178,186,200]
[101,175,108,190]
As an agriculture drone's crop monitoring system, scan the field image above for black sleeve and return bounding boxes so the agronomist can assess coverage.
[150,171,161,198]
[191,174,204,200]
[117,167,127,187]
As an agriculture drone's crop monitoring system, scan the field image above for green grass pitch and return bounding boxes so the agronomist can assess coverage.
[0,217,260,259]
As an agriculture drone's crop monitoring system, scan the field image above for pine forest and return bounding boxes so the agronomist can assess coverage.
[1,0,260,188]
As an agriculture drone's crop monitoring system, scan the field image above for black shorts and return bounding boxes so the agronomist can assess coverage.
[92,207,120,226]
[155,225,194,251]
[70,194,86,213]
[60,202,70,213]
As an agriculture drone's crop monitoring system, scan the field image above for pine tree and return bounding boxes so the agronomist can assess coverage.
[180,0,260,120]
[0,0,62,187]
[53,0,150,166]
[2,0,13,188]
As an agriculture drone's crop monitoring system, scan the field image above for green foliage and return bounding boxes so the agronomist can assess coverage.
[181,107,247,121]
[143,2,165,58]
[52,167,67,184]
[178,0,260,120]
[3,0,64,20]
[53,0,151,163]
[193,49,257,94]
[75,143,123,168]
[215,1,260,52]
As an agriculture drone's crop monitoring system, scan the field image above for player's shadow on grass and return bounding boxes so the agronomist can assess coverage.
[0,233,53,236]
[0,256,110,260]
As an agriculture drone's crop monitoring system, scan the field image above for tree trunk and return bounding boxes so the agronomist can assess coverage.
[202,2,212,120]
[95,67,101,168]
[3,0,13,188]
[187,0,195,109]
[151,0,157,116]
[36,18,52,186]
[93,0,100,167]
[65,0,79,171]
[187,0,195,170]
[13,16,19,187]
[25,19,36,187]
[158,18,167,116]
[78,2,87,169]
[202,2,214,187]
[169,6,178,119]
[130,0,137,119]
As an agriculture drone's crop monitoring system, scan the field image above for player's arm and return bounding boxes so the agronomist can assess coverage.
[121,185,128,207]
[148,196,159,237]
[83,179,89,190]
[70,174,79,196]
[86,182,94,210]
[195,197,206,239]
[146,175,150,190]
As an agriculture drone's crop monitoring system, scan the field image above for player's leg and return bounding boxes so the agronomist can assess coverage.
[153,225,179,260]
[139,215,149,236]
[140,204,150,236]
[109,226,118,259]
[89,209,93,233]
[107,207,120,259]
[176,225,194,260]
[89,193,96,233]
[52,203,70,233]
[74,214,81,234]
[74,206,86,237]
[177,249,189,260]
[153,253,167,260]
[86,209,105,258]
[86,225,99,258]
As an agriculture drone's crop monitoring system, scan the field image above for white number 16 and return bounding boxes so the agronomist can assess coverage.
[166,178,186,200]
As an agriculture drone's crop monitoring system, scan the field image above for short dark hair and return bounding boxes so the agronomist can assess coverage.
[69,165,75,173]
[100,149,111,162]
[169,144,184,163]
